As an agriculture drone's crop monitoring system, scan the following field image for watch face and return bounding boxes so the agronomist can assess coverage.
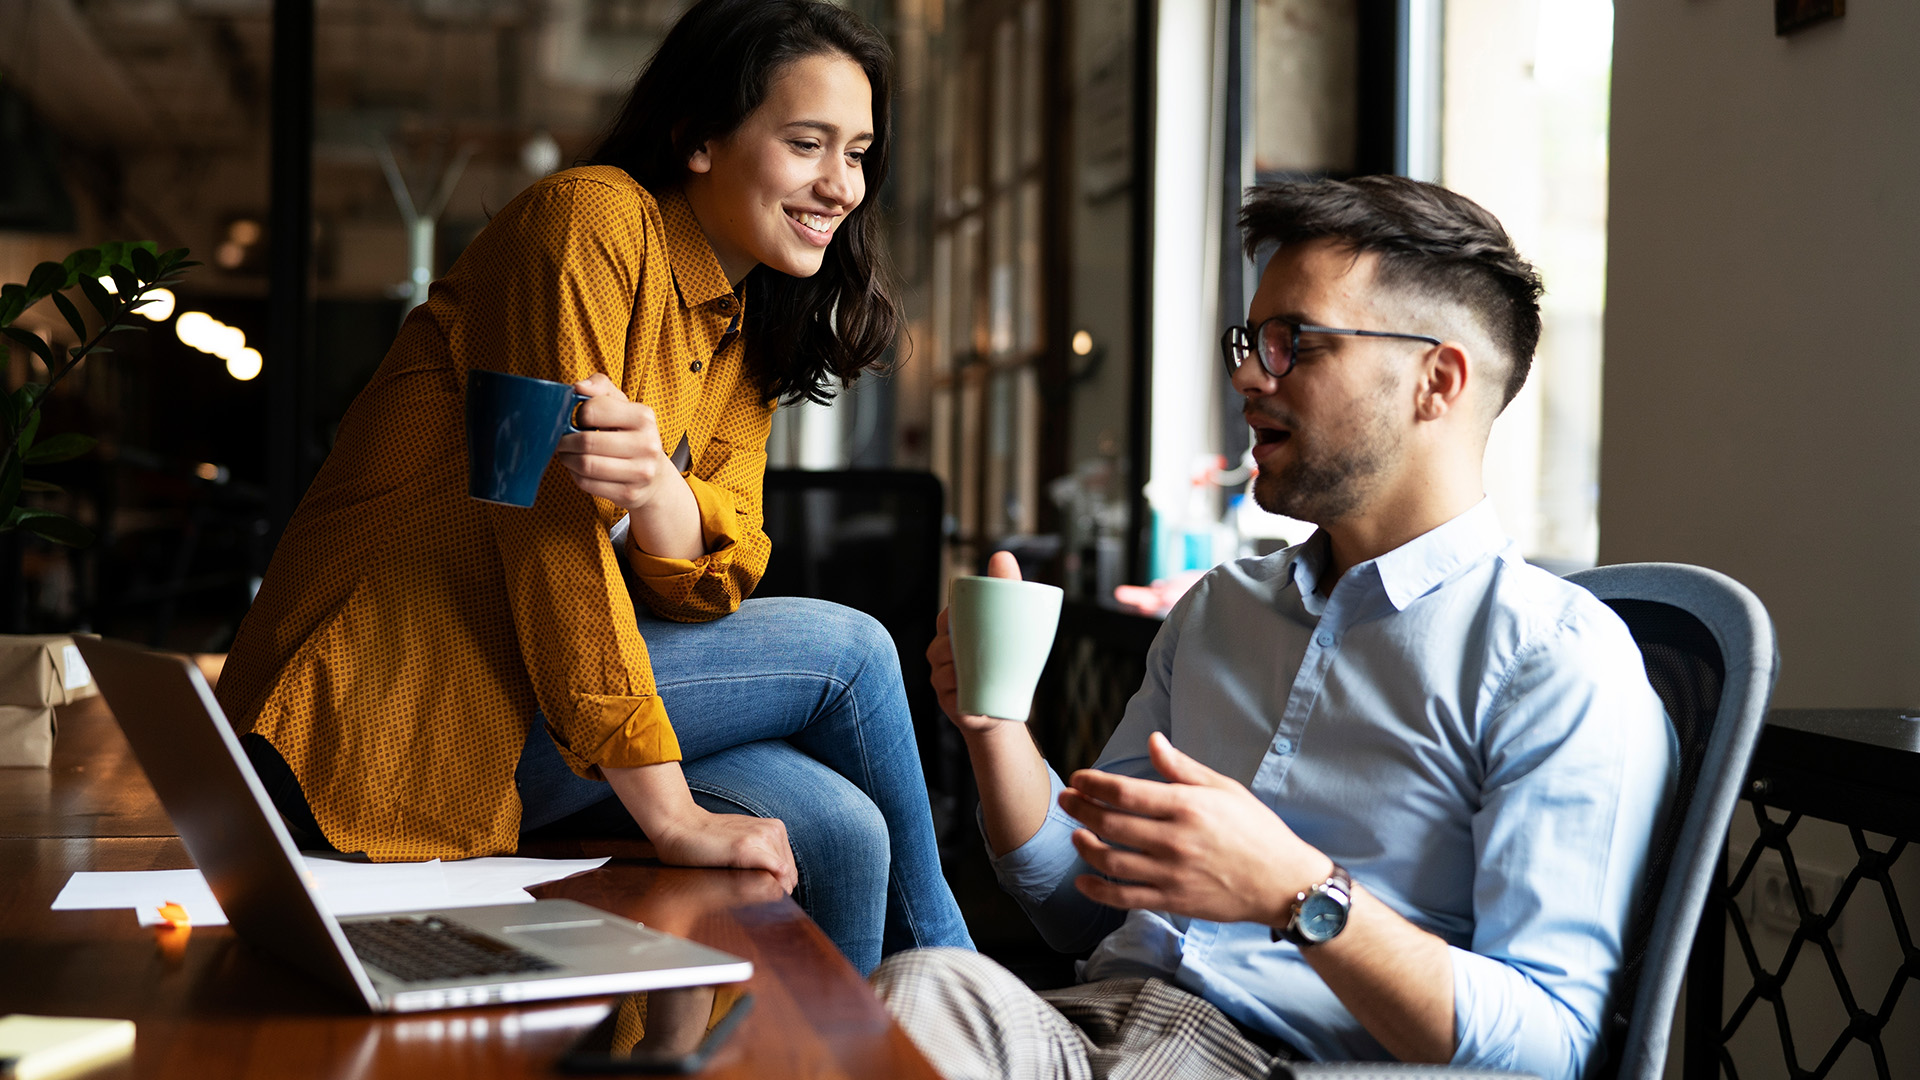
[1297,892,1347,943]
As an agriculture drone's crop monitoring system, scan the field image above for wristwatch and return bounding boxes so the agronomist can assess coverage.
[1273,863,1352,947]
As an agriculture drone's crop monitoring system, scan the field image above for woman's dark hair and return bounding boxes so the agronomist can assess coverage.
[1241,176,1544,408]
[586,0,898,406]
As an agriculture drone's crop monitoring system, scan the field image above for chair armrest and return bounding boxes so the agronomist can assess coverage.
[1271,1065,1542,1080]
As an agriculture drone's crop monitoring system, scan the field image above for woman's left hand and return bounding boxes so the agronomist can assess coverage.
[555,374,675,513]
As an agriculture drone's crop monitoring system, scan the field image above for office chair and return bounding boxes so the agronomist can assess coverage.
[1276,563,1778,1080]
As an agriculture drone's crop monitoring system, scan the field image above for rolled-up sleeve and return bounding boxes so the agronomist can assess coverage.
[623,375,773,622]
[449,176,683,778]
[1450,616,1675,1080]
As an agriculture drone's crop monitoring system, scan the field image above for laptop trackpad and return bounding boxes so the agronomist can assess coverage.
[502,918,635,951]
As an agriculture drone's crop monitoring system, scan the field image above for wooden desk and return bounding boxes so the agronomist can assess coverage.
[0,698,939,1079]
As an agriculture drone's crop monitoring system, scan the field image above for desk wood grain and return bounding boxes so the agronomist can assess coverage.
[0,697,173,838]
[1,694,940,1079]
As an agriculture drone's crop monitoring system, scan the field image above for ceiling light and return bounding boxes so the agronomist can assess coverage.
[1071,330,1094,356]
[227,219,262,246]
[215,242,246,270]
[226,347,262,382]
[135,288,175,322]
[175,310,214,349]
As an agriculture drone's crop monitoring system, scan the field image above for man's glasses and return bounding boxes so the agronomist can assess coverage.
[1220,317,1442,380]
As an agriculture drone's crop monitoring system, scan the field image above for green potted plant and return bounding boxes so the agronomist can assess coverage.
[0,242,196,546]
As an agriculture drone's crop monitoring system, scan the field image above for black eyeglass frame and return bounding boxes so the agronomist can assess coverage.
[1220,318,1443,380]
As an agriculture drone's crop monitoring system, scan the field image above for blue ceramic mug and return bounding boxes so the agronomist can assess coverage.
[465,369,591,507]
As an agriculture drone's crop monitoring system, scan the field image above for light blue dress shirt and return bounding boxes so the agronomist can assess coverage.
[990,501,1675,1080]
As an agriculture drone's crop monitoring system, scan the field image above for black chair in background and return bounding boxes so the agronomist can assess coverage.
[753,469,965,850]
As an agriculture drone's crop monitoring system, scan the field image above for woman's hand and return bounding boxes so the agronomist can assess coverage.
[558,373,704,560]
[648,806,800,894]
[555,374,674,514]
[605,761,799,893]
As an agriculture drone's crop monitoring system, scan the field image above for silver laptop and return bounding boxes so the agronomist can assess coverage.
[75,636,752,1013]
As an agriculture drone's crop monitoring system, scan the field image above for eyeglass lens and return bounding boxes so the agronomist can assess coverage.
[1255,320,1292,376]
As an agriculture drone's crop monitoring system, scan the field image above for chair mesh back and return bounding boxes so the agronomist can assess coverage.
[1597,598,1725,1071]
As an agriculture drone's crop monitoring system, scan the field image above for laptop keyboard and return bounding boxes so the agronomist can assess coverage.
[343,916,561,984]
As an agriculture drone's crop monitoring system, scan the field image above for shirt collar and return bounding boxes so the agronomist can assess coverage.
[658,187,737,311]
[1285,499,1512,613]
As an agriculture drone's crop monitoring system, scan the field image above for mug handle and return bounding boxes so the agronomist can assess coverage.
[566,392,592,434]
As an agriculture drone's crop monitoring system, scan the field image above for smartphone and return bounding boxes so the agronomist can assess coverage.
[560,985,754,1074]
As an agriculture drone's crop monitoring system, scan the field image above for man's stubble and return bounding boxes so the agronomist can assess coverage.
[1250,377,1404,526]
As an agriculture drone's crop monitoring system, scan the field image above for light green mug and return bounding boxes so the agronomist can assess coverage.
[949,575,1065,721]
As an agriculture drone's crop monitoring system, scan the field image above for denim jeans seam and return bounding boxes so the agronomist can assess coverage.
[839,663,934,949]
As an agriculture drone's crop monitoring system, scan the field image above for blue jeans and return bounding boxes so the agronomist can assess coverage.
[515,596,974,975]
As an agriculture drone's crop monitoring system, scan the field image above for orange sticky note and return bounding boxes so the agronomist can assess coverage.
[155,902,190,928]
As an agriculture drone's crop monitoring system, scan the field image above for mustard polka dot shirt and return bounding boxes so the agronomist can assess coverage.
[217,167,774,860]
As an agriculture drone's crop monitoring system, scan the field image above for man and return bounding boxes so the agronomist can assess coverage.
[873,177,1676,1080]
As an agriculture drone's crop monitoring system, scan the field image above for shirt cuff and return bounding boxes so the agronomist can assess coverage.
[552,692,684,780]
[983,768,1087,902]
[619,473,746,591]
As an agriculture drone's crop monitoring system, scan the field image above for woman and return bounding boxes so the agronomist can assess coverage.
[215,0,971,975]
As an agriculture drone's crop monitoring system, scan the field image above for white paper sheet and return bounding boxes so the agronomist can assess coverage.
[51,855,609,927]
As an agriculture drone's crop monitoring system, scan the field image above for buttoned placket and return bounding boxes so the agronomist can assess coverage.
[691,298,740,375]
[1178,565,1375,973]
[1247,579,1361,802]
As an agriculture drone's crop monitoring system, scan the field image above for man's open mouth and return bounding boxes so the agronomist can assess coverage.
[1254,427,1291,447]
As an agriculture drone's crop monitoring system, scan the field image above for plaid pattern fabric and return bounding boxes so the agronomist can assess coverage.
[873,948,1284,1080]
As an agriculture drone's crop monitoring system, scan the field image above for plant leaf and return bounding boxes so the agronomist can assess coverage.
[108,264,138,297]
[19,479,62,493]
[130,245,160,282]
[15,509,94,548]
[50,292,88,342]
[77,276,116,322]
[26,261,65,297]
[65,247,102,277]
[24,433,91,465]
[19,408,42,455]
[0,457,20,523]
[1,327,53,368]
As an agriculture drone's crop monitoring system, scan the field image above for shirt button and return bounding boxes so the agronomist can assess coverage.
[1316,631,1335,647]
[689,360,703,374]
[1274,737,1293,755]
[716,296,735,313]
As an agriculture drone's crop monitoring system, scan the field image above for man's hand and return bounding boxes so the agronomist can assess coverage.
[1062,731,1333,926]
[555,373,674,514]
[927,550,1027,736]
[928,550,1053,857]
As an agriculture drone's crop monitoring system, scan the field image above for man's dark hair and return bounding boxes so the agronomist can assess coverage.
[1240,176,1544,408]
[586,0,897,406]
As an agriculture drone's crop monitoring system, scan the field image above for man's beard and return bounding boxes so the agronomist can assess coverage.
[1249,394,1401,524]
